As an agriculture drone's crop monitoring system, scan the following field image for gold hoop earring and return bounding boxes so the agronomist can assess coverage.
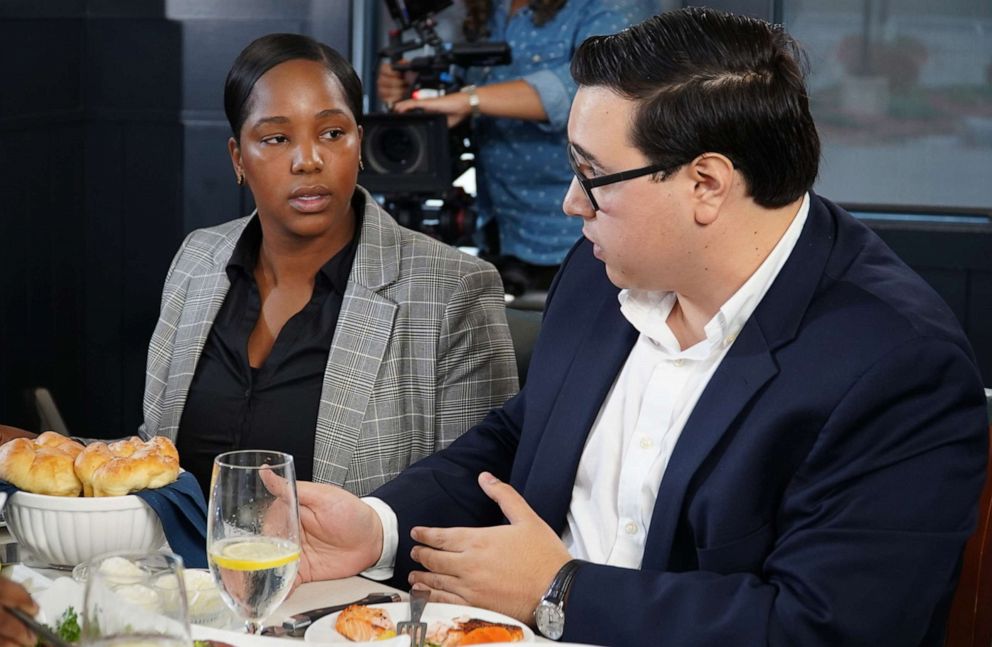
[236,170,244,186]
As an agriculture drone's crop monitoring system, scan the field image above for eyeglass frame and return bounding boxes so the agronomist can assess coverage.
[567,145,673,212]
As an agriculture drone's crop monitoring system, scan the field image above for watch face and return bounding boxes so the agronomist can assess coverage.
[536,600,565,640]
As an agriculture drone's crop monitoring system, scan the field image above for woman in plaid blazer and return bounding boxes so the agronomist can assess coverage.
[140,34,518,495]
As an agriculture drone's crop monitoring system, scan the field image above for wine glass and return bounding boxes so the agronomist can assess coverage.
[207,450,300,634]
[81,550,191,647]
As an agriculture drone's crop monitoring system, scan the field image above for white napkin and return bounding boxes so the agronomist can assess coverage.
[30,576,84,626]
[4,563,54,595]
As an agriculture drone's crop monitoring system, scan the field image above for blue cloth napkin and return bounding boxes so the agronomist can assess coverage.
[0,472,208,568]
[134,471,208,568]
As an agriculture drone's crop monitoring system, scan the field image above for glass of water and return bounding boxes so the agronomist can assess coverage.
[81,550,191,647]
[207,450,300,634]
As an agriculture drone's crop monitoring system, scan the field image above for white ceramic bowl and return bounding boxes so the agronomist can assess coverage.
[4,491,166,567]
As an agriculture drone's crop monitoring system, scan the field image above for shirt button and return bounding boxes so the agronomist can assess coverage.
[673,358,685,367]
[723,334,737,347]
[639,437,653,449]
[532,54,542,62]
[624,522,638,535]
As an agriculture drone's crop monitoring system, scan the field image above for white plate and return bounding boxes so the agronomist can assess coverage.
[193,623,412,646]
[304,601,535,643]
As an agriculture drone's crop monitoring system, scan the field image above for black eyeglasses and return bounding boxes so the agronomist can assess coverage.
[567,145,671,212]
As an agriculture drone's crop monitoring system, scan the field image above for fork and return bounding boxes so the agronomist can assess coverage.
[396,588,430,647]
[3,606,73,647]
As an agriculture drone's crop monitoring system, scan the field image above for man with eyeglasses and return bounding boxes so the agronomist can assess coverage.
[289,8,987,645]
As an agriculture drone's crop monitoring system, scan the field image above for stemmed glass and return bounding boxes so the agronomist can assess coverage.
[206,450,300,634]
[81,550,191,647]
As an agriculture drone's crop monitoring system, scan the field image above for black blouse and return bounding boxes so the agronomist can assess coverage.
[177,214,359,496]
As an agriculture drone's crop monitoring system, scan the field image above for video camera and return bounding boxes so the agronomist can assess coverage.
[359,0,511,245]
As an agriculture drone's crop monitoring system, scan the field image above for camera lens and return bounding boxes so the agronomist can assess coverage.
[366,124,427,174]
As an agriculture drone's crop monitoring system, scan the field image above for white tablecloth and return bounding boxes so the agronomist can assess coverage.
[2,527,566,643]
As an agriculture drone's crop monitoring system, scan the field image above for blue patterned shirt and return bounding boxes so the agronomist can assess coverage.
[466,0,657,265]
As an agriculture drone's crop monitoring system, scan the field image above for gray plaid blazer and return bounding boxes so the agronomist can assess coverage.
[141,187,518,495]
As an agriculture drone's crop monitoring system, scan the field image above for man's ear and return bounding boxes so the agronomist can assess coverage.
[687,153,735,225]
[227,137,242,179]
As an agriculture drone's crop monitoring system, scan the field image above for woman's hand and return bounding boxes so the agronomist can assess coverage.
[0,578,39,647]
[377,60,413,107]
[393,93,473,128]
[393,80,548,126]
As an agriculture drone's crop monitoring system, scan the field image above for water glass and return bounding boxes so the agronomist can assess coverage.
[81,550,191,647]
[207,450,300,634]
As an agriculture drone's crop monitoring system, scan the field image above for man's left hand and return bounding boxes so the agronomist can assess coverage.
[407,472,572,625]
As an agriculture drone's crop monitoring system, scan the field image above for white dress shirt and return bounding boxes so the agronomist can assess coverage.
[364,193,810,577]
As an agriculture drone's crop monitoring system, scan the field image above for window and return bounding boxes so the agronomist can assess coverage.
[783,0,992,210]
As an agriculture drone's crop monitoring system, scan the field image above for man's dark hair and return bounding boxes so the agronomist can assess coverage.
[571,7,819,208]
[224,33,364,140]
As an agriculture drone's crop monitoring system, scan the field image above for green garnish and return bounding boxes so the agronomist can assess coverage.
[35,606,81,645]
[55,606,81,642]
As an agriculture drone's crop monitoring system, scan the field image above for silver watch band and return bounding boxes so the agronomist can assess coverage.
[462,84,481,119]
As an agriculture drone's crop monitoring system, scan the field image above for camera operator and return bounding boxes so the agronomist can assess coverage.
[378,0,656,296]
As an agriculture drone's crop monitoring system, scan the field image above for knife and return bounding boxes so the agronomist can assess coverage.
[4,605,73,647]
[261,592,401,637]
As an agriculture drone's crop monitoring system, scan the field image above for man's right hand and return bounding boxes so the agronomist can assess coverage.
[0,426,36,445]
[0,577,38,646]
[263,474,384,584]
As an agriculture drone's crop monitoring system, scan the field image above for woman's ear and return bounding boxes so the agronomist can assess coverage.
[687,153,735,226]
[227,137,243,184]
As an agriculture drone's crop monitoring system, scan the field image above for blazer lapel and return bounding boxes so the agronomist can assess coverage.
[521,292,639,532]
[642,193,837,569]
[642,324,777,568]
[311,191,400,485]
[158,226,244,439]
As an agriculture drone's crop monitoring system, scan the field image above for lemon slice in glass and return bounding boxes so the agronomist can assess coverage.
[210,538,300,571]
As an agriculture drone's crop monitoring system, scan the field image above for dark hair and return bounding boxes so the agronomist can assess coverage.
[463,0,566,41]
[224,33,364,140]
[571,7,820,208]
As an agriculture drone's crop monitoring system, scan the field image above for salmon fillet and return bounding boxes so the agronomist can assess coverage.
[335,604,395,642]
[429,617,525,646]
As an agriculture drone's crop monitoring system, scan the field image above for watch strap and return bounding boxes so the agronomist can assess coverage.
[545,558,584,604]
[462,84,481,119]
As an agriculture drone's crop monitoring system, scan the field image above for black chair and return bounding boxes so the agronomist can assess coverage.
[945,388,992,647]
[32,387,71,436]
[504,307,542,387]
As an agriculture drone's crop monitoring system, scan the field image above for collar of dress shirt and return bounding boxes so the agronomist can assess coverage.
[618,193,811,358]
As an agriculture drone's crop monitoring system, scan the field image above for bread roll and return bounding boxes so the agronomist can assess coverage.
[75,436,180,497]
[73,441,113,497]
[0,432,85,496]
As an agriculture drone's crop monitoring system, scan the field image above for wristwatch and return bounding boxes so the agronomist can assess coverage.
[534,559,584,640]
[462,84,481,119]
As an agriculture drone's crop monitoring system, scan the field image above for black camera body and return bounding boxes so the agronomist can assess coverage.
[359,0,510,246]
[361,112,451,195]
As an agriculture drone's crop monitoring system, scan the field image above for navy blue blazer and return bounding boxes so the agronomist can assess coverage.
[375,194,988,646]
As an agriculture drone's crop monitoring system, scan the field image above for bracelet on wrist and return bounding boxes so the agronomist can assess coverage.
[462,84,481,119]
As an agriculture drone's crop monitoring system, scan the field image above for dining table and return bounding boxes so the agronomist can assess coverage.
[0,525,561,644]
